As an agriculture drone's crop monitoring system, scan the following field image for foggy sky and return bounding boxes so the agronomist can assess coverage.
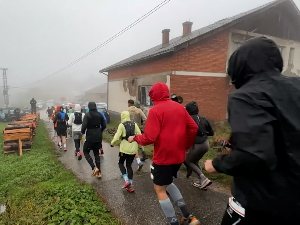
[1,0,300,105]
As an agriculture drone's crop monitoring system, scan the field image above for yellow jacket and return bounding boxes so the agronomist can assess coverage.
[111,111,141,155]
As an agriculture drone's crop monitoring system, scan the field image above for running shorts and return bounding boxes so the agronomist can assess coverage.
[56,128,67,137]
[150,163,181,186]
[73,131,82,140]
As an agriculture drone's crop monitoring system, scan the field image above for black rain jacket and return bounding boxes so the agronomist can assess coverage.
[212,37,300,218]
[186,101,214,144]
[81,102,106,142]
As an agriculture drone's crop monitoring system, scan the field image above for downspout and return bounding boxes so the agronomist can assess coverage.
[99,71,108,109]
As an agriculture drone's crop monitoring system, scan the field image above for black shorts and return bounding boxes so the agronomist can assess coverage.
[151,163,181,186]
[56,128,67,137]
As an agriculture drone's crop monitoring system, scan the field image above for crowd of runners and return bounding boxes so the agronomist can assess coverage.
[43,37,300,225]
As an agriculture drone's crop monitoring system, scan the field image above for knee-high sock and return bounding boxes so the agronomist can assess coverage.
[167,183,190,218]
[159,198,179,225]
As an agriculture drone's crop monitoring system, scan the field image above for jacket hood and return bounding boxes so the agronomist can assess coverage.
[134,100,141,108]
[88,102,97,111]
[149,82,169,104]
[121,111,131,123]
[74,104,81,112]
[227,36,283,89]
[185,101,199,115]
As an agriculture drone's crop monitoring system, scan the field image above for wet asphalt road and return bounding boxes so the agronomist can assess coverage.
[43,114,229,225]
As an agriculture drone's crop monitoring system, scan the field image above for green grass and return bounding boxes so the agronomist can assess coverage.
[0,121,120,225]
[103,119,232,186]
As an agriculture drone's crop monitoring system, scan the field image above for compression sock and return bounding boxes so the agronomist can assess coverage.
[136,157,141,164]
[129,179,133,184]
[59,142,62,147]
[122,174,128,182]
[159,198,179,225]
[167,183,190,218]
[63,144,66,148]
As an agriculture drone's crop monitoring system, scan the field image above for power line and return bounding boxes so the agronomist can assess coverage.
[22,0,171,87]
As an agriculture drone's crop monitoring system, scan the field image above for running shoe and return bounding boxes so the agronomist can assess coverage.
[126,187,135,193]
[181,215,200,225]
[77,152,83,161]
[64,148,67,151]
[74,151,77,156]
[192,178,212,190]
[92,167,100,177]
[122,181,131,189]
[95,171,102,179]
[59,145,62,150]
[99,148,104,156]
[137,162,143,171]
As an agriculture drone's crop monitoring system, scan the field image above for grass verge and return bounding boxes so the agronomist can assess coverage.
[0,121,120,225]
[103,119,232,186]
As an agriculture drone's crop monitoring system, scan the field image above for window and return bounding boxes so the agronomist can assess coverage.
[288,47,295,66]
[139,86,153,106]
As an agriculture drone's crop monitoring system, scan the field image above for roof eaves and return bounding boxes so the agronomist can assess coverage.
[100,47,174,72]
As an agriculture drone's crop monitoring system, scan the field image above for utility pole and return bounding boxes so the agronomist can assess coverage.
[0,68,9,107]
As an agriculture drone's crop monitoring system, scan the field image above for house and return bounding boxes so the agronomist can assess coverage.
[84,83,107,103]
[100,0,300,121]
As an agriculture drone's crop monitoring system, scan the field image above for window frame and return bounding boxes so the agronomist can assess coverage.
[138,85,154,106]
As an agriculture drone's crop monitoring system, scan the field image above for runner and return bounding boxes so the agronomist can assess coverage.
[86,106,107,156]
[205,37,300,224]
[68,104,85,160]
[30,98,37,114]
[51,107,57,138]
[128,82,200,225]
[127,99,147,171]
[81,102,106,179]
[185,101,213,189]
[46,107,52,121]
[53,106,69,151]
[67,107,74,137]
[111,111,141,192]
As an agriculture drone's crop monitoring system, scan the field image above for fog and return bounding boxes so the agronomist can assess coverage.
[0,0,299,107]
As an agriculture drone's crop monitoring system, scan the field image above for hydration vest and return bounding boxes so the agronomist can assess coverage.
[74,112,83,125]
[122,121,135,141]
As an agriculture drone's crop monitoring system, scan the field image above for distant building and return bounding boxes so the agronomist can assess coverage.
[84,83,107,103]
[100,0,300,121]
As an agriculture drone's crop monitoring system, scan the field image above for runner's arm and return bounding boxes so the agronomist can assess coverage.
[100,114,106,132]
[81,115,88,134]
[212,94,275,176]
[140,109,147,125]
[111,124,123,146]
[185,111,198,149]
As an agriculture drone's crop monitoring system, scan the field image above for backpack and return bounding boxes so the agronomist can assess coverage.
[122,121,135,141]
[195,115,207,137]
[74,112,83,125]
[59,112,66,121]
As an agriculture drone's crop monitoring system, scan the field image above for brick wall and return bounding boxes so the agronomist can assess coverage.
[170,75,230,121]
[108,30,230,80]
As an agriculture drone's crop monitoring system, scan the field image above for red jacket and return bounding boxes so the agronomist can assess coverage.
[134,83,198,165]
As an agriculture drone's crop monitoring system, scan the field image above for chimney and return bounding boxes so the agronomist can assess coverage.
[162,29,170,46]
[182,21,193,36]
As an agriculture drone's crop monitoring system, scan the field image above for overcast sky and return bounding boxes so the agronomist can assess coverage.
[1,0,300,103]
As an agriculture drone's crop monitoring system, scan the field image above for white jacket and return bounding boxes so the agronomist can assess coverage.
[68,104,85,132]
